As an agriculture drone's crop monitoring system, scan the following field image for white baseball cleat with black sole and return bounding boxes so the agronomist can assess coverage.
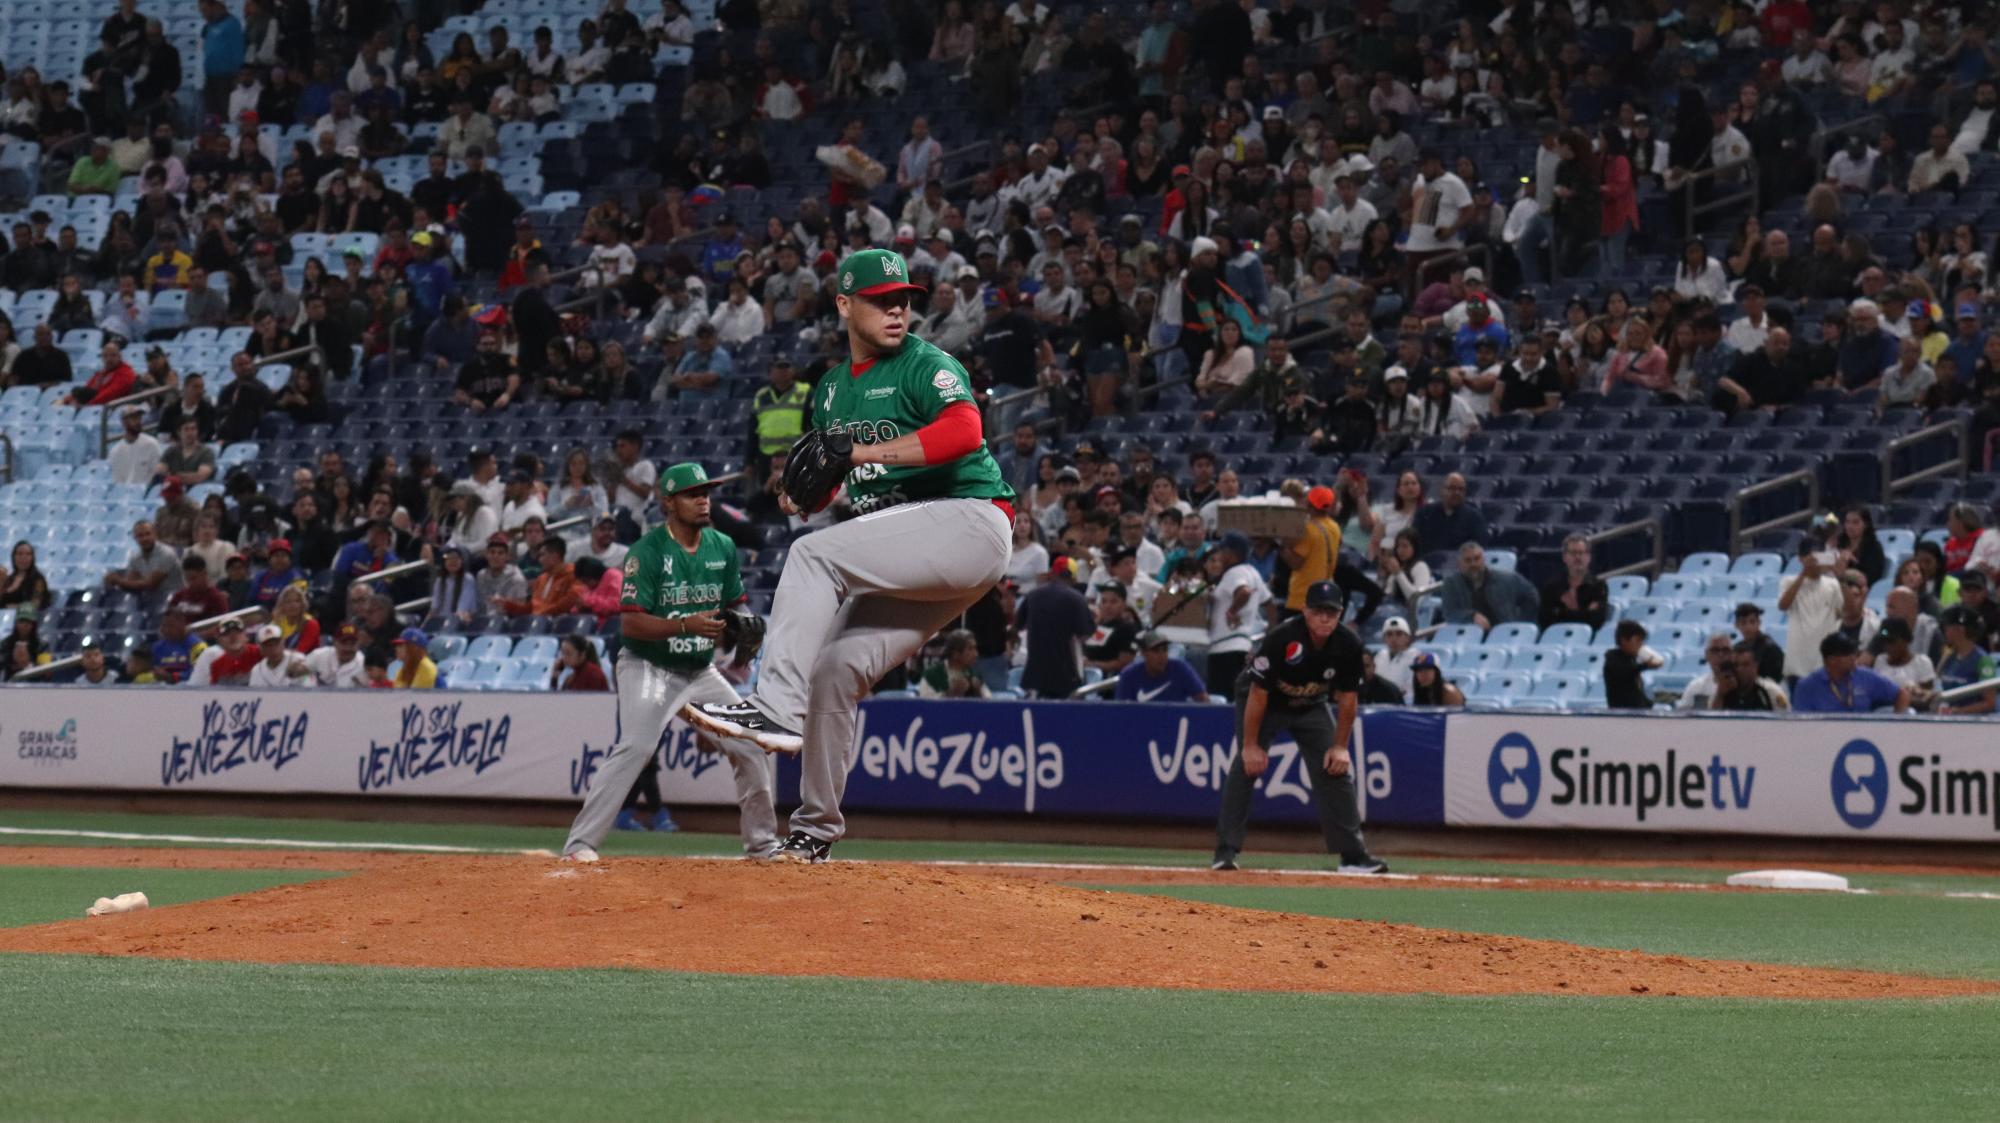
[770,831,832,864]
[683,701,804,755]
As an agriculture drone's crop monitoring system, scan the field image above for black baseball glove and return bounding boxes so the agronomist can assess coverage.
[720,607,766,655]
[781,428,855,514]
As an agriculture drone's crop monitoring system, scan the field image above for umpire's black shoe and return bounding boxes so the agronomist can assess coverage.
[771,830,832,864]
[684,701,804,755]
[1210,856,1239,871]
[1338,855,1391,875]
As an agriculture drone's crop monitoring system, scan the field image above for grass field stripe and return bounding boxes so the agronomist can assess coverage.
[0,826,542,855]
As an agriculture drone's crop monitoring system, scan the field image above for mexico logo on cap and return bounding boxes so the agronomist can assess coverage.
[842,271,854,289]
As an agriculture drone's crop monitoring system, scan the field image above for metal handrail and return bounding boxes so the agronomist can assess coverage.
[1881,417,1968,498]
[7,602,266,683]
[1937,675,2000,705]
[1809,115,1887,165]
[350,559,430,588]
[0,431,11,484]
[1682,157,1758,234]
[1413,245,1493,299]
[94,383,176,456]
[1728,468,1820,554]
[535,515,589,538]
[396,597,433,614]
[1585,517,1664,579]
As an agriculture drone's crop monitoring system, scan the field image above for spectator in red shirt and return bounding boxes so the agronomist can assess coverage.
[571,556,622,624]
[1759,0,1813,49]
[551,632,609,691]
[59,340,138,406]
[165,554,231,623]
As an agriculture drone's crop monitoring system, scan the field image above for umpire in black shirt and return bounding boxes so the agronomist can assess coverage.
[1212,581,1388,874]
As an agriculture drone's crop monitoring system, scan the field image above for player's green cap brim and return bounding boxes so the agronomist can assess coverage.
[658,462,715,496]
[837,248,925,297]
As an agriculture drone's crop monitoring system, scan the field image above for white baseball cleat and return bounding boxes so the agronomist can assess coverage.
[683,701,804,755]
[561,846,600,864]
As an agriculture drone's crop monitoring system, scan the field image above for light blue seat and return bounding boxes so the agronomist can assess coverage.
[1431,624,1485,647]
[1675,601,1734,628]
[467,634,514,662]
[1605,574,1649,599]
[1509,645,1566,673]
[1878,528,1916,560]
[1540,622,1595,650]
[438,655,477,683]
[1483,671,1533,702]
[1622,597,1680,626]
[501,660,547,688]
[1462,647,1510,672]
[1485,548,1517,572]
[1485,622,1539,647]
[1652,574,1706,600]
[1706,575,1759,602]
[1730,551,1783,576]
[512,635,560,664]
[1680,552,1730,577]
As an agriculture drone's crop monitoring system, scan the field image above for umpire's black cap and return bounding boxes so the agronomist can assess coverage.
[1304,581,1343,610]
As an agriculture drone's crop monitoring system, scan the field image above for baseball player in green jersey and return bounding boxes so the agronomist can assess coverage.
[561,462,779,863]
[685,248,1015,863]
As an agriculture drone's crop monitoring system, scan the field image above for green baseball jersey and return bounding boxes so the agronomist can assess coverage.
[812,333,1014,514]
[619,525,745,672]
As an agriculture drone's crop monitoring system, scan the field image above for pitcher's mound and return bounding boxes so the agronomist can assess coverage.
[0,856,1984,999]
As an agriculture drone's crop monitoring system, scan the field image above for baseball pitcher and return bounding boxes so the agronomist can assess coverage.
[562,463,779,862]
[685,248,1015,863]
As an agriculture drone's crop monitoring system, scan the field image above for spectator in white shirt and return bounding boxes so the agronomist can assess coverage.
[1909,125,1971,194]
[1878,335,1936,407]
[1825,135,1877,192]
[249,624,311,687]
[845,201,894,246]
[1406,150,1471,254]
[1673,238,1732,304]
[1194,320,1256,397]
[566,22,611,83]
[1326,173,1377,253]
[583,226,637,289]
[439,95,497,160]
[643,279,707,344]
[498,471,548,532]
[1375,616,1421,695]
[708,278,764,346]
[1867,22,1917,101]
[1724,284,1773,352]
[1779,539,1845,681]
[1782,35,1831,85]
[313,92,363,152]
[108,406,162,485]
[1031,262,1082,327]
[1004,145,1068,212]
[305,622,369,686]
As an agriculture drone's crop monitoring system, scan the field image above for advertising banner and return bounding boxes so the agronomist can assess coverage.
[0,689,1448,830]
[1444,711,2000,842]
[0,688,744,807]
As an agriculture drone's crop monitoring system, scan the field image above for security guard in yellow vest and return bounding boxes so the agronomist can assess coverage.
[751,357,811,460]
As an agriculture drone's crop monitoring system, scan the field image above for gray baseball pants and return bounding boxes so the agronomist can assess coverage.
[565,653,780,858]
[750,498,1012,843]
[1213,697,1370,865]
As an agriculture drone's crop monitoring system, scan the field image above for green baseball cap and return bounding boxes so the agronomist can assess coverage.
[658,462,716,497]
[837,248,926,297]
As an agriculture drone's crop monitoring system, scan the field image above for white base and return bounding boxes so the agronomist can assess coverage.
[1725,869,1852,892]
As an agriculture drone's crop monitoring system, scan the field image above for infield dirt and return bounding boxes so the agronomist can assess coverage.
[0,849,1990,1000]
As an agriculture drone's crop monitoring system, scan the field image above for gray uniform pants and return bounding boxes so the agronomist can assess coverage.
[751,498,1011,843]
[1213,695,1370,865]
[565,653,780,858]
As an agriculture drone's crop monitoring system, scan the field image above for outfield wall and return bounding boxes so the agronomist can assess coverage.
[2,688,1995,843]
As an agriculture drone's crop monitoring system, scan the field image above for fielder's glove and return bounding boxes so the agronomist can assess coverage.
[782,428,855,514]
[720,608,766,655]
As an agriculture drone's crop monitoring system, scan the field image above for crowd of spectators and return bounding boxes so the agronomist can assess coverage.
[1,0,1999,714]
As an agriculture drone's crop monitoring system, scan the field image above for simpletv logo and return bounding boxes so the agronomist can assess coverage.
[1486,733,1757,823]
[1486,732,1541,819]
[1834,739,2000,832]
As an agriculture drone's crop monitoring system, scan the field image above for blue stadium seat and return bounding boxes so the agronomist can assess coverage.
[467,635,515,662]
[1485,622,1540,648]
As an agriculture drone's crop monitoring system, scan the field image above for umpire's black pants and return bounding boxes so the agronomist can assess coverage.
[1214,689,1370,865]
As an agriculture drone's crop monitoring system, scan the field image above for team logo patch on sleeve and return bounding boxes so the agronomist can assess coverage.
[623,556,640,576]
[934,369,967,400]
[1251,656,1269,673]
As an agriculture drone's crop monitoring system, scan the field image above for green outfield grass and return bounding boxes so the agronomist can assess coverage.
[1099,884,2000,981]
[5,808,1999,895]
[4,811,2000,1120]
[1,955,1997,1123]
[0,867,341,929]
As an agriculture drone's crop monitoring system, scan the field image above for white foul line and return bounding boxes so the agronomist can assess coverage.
[0,826,548,856]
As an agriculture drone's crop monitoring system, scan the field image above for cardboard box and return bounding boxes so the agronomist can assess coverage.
[1215,499,1307,540]
[1152,582,1210,629]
